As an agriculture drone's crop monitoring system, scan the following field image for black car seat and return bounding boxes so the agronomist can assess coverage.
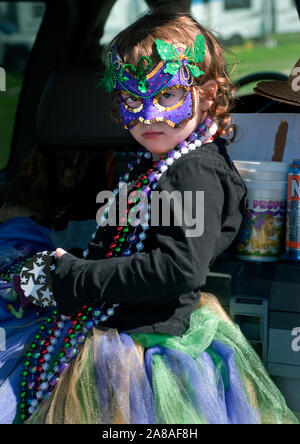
[27,59,140,227]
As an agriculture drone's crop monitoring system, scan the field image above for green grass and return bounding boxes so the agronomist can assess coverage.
[0,32,299,170]
[226,32,300,95]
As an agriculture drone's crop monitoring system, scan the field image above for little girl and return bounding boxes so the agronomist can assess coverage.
[0,10,298,425]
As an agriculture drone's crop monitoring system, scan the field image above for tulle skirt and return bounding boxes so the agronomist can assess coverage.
[1,291,297,425]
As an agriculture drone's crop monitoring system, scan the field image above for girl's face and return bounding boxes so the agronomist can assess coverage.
[128,80,217,156]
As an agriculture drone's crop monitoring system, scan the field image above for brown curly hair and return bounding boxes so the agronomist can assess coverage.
[106,9,238,141]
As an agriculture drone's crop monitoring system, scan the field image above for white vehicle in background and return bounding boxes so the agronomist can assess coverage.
[191,0,300,45]
[101,0,300,49]
[0,1,44,75]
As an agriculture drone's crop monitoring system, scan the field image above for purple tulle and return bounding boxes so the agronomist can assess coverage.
[94,332,156,424]
[210,341,260,424]
[0,296,71,424]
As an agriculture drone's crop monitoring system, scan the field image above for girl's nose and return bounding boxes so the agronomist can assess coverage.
[142,100,159,123]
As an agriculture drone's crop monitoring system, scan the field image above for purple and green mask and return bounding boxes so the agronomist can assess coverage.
[99,35,206,129]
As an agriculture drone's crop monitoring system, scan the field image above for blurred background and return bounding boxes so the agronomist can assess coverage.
[0,0,299,170]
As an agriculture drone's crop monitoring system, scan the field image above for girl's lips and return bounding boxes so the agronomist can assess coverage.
[142,132,164,139]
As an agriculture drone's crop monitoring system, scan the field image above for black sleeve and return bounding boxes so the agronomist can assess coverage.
[52,152,234,315]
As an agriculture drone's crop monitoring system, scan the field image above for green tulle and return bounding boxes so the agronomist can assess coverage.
[132,301,299,424]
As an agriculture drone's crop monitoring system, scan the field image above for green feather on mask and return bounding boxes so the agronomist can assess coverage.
[97,51,116,93]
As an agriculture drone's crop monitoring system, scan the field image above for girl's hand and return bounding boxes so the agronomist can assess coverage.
[56,248,67,259]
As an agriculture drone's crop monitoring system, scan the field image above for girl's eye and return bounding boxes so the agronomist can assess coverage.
[121,92,142,109]
[157,87,186,107]
[127,96,138,103]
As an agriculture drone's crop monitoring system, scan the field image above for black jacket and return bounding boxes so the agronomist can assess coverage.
[52,137,247,336]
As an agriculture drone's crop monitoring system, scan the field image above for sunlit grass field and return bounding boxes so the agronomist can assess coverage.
[228,32,300,95]
[0,32,299,170]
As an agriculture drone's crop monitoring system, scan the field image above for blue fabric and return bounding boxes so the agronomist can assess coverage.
[0,295,71,424]
[0,217,54,252]
[0,221,64,424]
[0,296,42,423]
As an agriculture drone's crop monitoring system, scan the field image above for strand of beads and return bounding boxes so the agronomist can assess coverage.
[0,257,29,283]
[18,302,120,421]
[150,117,218,185]
[188,116,218,145]
[18,310,62,421]
[86,149,153,256]
[97,118,218,259]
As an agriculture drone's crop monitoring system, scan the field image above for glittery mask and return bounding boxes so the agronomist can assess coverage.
[100,35,206,129]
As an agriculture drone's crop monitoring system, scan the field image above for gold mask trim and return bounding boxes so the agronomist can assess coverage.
[146,60,165,79]
[153,85,190,112]
[118,91,144,113]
